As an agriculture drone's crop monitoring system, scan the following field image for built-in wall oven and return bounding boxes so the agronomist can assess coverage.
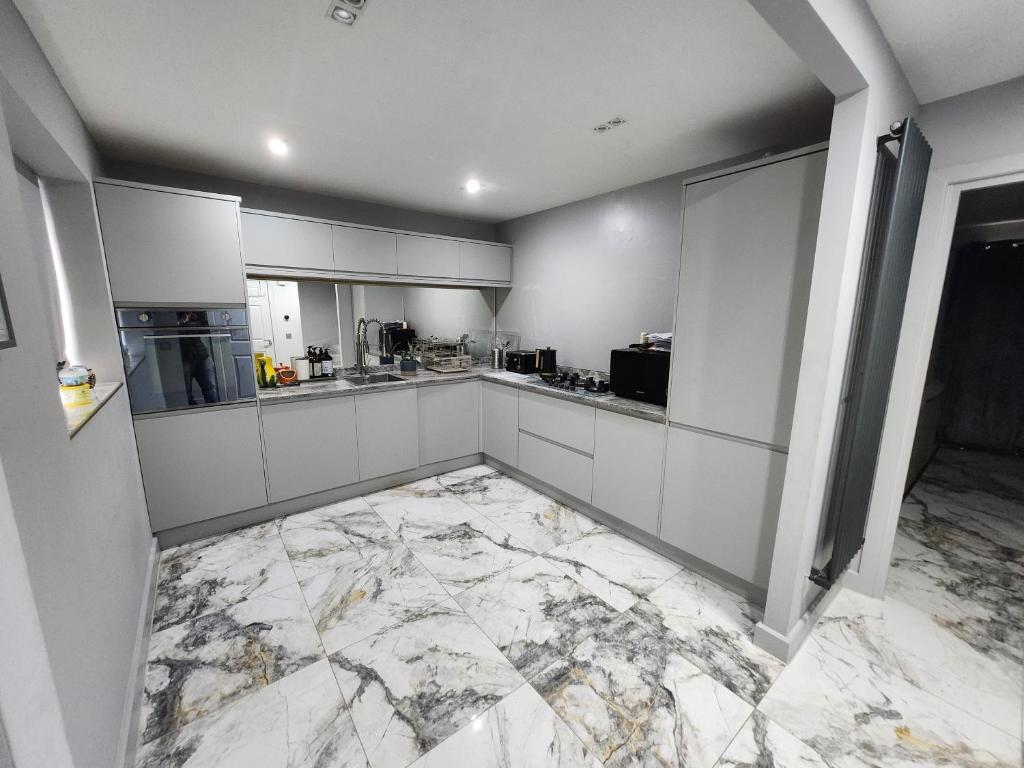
[117,308,256,415]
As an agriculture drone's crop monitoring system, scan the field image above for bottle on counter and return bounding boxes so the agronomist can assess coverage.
[308,346,322,378]
[321,348,334,377]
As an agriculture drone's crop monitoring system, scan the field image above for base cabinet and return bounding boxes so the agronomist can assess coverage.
[355,389,419,480]
[660,426,786,589]
[262,398,358,502]
[134,405,268,532]
[592,411,665,535]
[518,432,593,503]
[418,381,480,464]
[482,382,518,467]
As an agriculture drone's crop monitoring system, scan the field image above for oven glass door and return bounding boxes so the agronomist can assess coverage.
[120,326,255,414]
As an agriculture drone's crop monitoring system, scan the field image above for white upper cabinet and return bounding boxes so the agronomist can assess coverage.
[459,241,512,283]
[397,234,460,278]
[332,225,398,275]
[241,212,333,272]
[95,181,245,305]
[667,150,826,447]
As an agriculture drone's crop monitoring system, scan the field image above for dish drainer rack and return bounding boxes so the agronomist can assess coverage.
[412,337,473,373]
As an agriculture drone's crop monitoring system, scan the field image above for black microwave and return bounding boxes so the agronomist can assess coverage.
[610,347,670,406]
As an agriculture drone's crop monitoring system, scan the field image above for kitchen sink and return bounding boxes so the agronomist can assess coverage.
[343,373,407,386]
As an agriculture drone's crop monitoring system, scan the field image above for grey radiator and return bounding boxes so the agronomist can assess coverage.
[811,117,933,589]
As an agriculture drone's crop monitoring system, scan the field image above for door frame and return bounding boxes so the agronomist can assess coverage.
[846,150,1024,597]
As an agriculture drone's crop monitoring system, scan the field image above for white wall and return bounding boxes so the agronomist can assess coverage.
[403,286,495,342]
[747,0,919,659]
[0,2,154,765]
[298,281,341,356]
[495,173,685,372]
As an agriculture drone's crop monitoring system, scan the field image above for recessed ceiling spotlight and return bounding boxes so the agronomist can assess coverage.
[593,116,628,133]
[267,137,289,156]
[464,179,482,194]
[332,7,355,23]
[327,0,367,25]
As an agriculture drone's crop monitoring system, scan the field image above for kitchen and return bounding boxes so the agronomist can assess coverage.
[2,2,1023,768]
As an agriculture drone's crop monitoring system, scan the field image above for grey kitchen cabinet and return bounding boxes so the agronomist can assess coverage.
[332,225,398,275]
[241,212,333,273]
[517,432,593,503]
[355,388,419,480]
[133,405,268,532]
[95,181,246,305]
[397,234,460,279]
[668,149,826,447]
[482,382,518,467]
[418,381,481,464]
[592,410,666,536]
[518,391,595,455]
[261,397,359,502]
[660,426,787,589]
[459,241,512,283]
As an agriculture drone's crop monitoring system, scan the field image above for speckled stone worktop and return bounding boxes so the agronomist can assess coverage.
[258,365,666,423]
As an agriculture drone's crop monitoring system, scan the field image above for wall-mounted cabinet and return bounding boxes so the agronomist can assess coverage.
[261,397,359,502]
[397,234,460,279]
[332,224,398,275]
[459,241,512,283]
[241,212,333,273]
[95,180,245,305]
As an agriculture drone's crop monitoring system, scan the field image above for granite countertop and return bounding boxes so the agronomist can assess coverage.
[64,381,123,438]
[258,364,667,423]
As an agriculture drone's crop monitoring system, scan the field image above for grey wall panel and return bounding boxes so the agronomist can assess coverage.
[660,426,787,589]
[668,150,826,447]
[496,174,683,372]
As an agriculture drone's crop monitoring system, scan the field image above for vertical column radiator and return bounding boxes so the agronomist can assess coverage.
[810,117,933,589]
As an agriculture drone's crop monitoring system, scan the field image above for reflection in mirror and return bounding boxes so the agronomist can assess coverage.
[245,279,496,371]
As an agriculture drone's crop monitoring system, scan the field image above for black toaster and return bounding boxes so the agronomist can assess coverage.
[505,350,538,374]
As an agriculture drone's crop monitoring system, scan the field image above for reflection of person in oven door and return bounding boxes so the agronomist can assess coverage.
[177,312,220,405]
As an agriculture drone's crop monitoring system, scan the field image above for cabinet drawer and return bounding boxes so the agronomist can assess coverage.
[518,391,595,454]
[262,397,358,502]
[418,381,480,464]
[592,410,665,535]
[397,234,459,279]
[482,382,518,467]
[242,212,333,272]
[518,432,593,503]
[660,426,786,589]
[459,241,512,282]
[332,225,398,275]
[355,389,419,480]
[134,405,267,532]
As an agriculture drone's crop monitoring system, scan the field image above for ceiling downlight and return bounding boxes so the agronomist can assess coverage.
[593,116,628,133]
[327,0,368,26]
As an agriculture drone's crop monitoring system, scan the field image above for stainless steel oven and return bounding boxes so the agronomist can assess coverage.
[117,308,256,415]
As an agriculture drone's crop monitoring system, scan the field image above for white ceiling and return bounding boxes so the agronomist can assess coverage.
[868,0,1024,105]
[15,0,832,222]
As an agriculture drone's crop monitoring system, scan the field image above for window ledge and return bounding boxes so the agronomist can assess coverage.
[65,381,123,439]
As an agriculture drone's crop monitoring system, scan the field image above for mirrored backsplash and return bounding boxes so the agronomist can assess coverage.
[246,278,498,368]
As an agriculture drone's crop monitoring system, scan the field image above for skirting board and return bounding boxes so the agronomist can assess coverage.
[753,569,849,662]
[484,457,768,607]
[118,536,159,768]
[155,454,484,548]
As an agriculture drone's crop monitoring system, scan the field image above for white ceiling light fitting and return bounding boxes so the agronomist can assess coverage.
[327,0,368,26]
[463,179,483,194]
[593,116,627,133]
[267,137,289,156]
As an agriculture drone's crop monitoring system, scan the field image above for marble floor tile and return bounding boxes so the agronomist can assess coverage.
[442,470,544,512]
[434,463,499,487]
[278,497,401,581]
[405,516,535,595]
[135,660,367,768]
[153,522,295,632]
[299,544,450,654]
[545,528,683,611]
[139,582,324,745]
[362,477,448,506]
[455,556,619,678]
[479,493,604,553]
[329,599,525,768]
[408,683,601,768]
[714,711,829,768]
[533,612,752,768]
[630,569,785,707]
[370,493,480,541]
[759,593,1022,768]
